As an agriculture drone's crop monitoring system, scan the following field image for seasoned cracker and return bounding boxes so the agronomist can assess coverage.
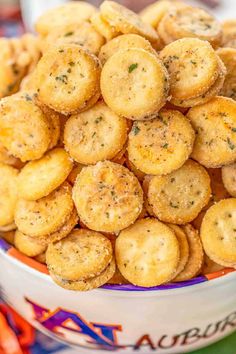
[116,218,180,287]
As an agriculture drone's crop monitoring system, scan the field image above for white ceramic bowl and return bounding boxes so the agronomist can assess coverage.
[1,238,236,354]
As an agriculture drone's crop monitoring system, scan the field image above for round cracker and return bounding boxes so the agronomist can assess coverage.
[64,101,128,164]
[168,224,189,277]
[127,109,195,175]
[205,168,230,208]
[18,148,73,201]
[46,228,113,281]
[159,38,220,100]
[173,224,203,282]
[139,0,171,28]
[43,22,105,56]
[101,48,169,121]
[187,96,236,168]
[217,47,236,100]
[50,257,116,291]
[15,230,47,257]
[162,6,222,48]
[35,2,97,37]
[0,94,51,162]
[171,57,226,108]
[72,161,143,233]
[222,163,236,197]
[148,160,211,224]
[15,182,74,238]
[0,163,18,227]
[98,33,156,65]
[45,208,79,243]
[200,198,236,267]
[100,1,160,47]
[35,44,101,115]
[0,141,23,168]
[91,12,120,41]
[142,175,155,217]
[115,218,180,287]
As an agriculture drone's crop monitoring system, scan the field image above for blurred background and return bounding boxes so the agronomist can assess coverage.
[0,0,235,35]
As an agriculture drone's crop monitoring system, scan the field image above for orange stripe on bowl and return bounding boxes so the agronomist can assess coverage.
[205,268,235,281]
[8,248,49,275]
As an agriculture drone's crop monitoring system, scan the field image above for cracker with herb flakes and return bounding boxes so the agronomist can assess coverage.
[100,1,160,48]
[98,33,156,65]
[160,38,221,103]
[64,101,128,165]
[18,148,73,201]
[15,230,47,257]
[127,110,195,175]
[42,22,105,56]
[159,6,222,48]
[187,96,236,168]
[72,161,143,233]
[148,160,211,224]
[101,48,169,121]
[91,12,120,41]
[34,44,101,115]
[115,218,180,287]
[170,57,226,108]
[50,258,116,291]
[200,198,236,268]
[174,224,204,282]
[35,1,97,37]
[0,93,51,162]
[0,163,18,227]
[15,182,74,238]
[222,163,236,197]
[217,47,236,101]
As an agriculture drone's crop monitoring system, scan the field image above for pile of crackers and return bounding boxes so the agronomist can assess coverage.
[0,0,236,290]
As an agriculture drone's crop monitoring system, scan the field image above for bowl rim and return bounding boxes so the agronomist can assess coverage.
[1,238,235,293]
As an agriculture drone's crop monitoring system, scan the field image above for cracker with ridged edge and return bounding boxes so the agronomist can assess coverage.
[15,230,47,257]
[0,163,18,227]
[187,96,236,168]
[50,257,116,291]
[127,110,195,175]
[35,2,97,37]
[18,148,73,201]
[168,224,189,277]
[173,224,204,282]
[64,101,128,165]
[217,47,236,101]
[44,208,78,243]
[43,22,105,56]
[148,160,211,224]
[222,163,236,197]
[140,0,171,29]
[35,44,101,115]
[91,12,120,41]
[171,57,226,108]
[0,94,51,162]
[163,6,222,48]
[200,198,236,268]
[115,218,180,287]
[100,1,160,47]
[159,38,220,100]
[99,33,156,65]
[72,161,143,233]
[46,229,113,281]
[101,48,169,121]
[15,182,74,238]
